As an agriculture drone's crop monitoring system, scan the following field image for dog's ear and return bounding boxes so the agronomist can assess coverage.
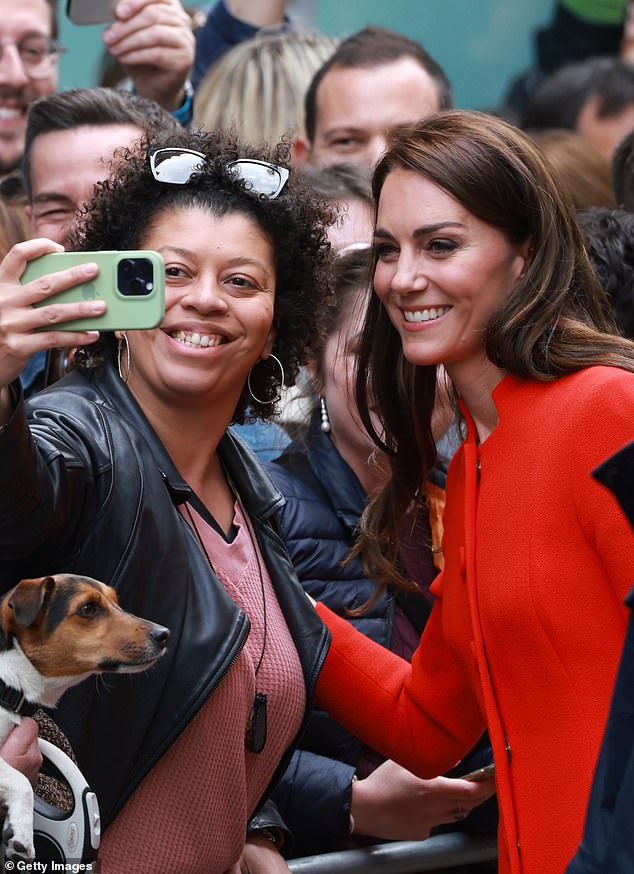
[9,576,56,627]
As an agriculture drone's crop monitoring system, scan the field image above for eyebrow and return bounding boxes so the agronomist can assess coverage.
[156,246,192,258]
[374,221,466,240]
[323,126,364,138]
[156,247,272,273]
[18,30,51,41]
[31,192,75,207]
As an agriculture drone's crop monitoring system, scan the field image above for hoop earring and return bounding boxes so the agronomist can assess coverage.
[319,396,331,433]
[247,354,284,405]
[117,332,131,384]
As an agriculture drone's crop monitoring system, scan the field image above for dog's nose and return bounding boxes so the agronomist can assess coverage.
[150,626,170,649]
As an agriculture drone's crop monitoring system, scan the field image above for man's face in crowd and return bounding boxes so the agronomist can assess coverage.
[26,123,143,245]
[295,57,441,169]
[0,0,57,175]
[577,95,634,160]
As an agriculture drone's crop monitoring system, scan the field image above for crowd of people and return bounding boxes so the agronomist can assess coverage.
[0,1,633,873]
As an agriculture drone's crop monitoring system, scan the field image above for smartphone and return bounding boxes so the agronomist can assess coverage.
[461,763,496,783]
[24,251,165,332]
[66,0,117,25]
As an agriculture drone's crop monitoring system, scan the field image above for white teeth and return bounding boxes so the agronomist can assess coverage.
[170,331,223,347]
[404,306,451,323]
[0,107,21,120]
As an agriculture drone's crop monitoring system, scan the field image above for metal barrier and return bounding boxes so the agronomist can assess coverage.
[288,833,498,874]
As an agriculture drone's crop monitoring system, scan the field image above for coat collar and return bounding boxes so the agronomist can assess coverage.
[89,363,285,522]
[457,372,527,445]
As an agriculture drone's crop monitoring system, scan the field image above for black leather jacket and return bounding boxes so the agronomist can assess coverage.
[0,363,330,830]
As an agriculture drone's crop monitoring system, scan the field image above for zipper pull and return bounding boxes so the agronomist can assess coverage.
[476,456,481,483]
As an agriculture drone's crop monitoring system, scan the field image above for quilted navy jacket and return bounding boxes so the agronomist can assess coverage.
[265,411,436,857]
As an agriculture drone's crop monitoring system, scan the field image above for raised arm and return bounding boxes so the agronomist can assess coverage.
[0,239,104,425]
[103,0,195,113]
[226,0,289,27]
[192,0,291,90]
[315,599,486,779]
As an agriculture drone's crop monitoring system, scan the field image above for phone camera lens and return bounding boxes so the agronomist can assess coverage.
[117,257,154,296]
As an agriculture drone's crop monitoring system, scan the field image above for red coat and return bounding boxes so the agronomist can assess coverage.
[316,367,634,874]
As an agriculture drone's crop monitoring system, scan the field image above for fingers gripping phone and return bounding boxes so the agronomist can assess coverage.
[23,251,166,332]
[66,0,118,25]
[461,763,496,782]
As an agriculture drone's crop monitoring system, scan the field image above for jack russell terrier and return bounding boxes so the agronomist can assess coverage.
[0,573,170,861]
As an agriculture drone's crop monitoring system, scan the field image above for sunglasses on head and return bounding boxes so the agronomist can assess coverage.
[149,148,289,199]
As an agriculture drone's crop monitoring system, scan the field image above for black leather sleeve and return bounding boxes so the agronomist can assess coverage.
[247,798,293,854]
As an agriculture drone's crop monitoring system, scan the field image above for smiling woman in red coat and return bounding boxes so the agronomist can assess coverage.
[312,109,634,874]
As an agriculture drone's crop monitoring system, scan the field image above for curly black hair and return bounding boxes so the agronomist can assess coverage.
[577,206,634,341]
[70,126,336,423]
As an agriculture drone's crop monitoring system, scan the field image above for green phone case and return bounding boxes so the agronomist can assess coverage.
[24,250,165,332]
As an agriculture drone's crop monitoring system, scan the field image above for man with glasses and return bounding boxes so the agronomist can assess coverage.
[0,0,60,176]
[0,0,194,177]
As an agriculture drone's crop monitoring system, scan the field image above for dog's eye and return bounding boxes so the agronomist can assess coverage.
[77,601,101,618]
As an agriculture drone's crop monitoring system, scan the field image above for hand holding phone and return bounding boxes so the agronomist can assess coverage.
[0,239,100,410]
[23,250,165,332]
[461,763,496,783]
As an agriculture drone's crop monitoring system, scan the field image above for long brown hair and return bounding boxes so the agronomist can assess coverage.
[355,109,634,588]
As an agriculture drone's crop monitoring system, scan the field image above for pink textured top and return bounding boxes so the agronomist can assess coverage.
[99,499,306,874]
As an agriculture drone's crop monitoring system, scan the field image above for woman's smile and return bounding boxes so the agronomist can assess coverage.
[169,330,226,348]
[402,305,452,325]
[163,320,235,351]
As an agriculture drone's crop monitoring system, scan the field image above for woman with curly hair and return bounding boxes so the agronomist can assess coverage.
[312,111,634,874]
[0,127,335,873]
